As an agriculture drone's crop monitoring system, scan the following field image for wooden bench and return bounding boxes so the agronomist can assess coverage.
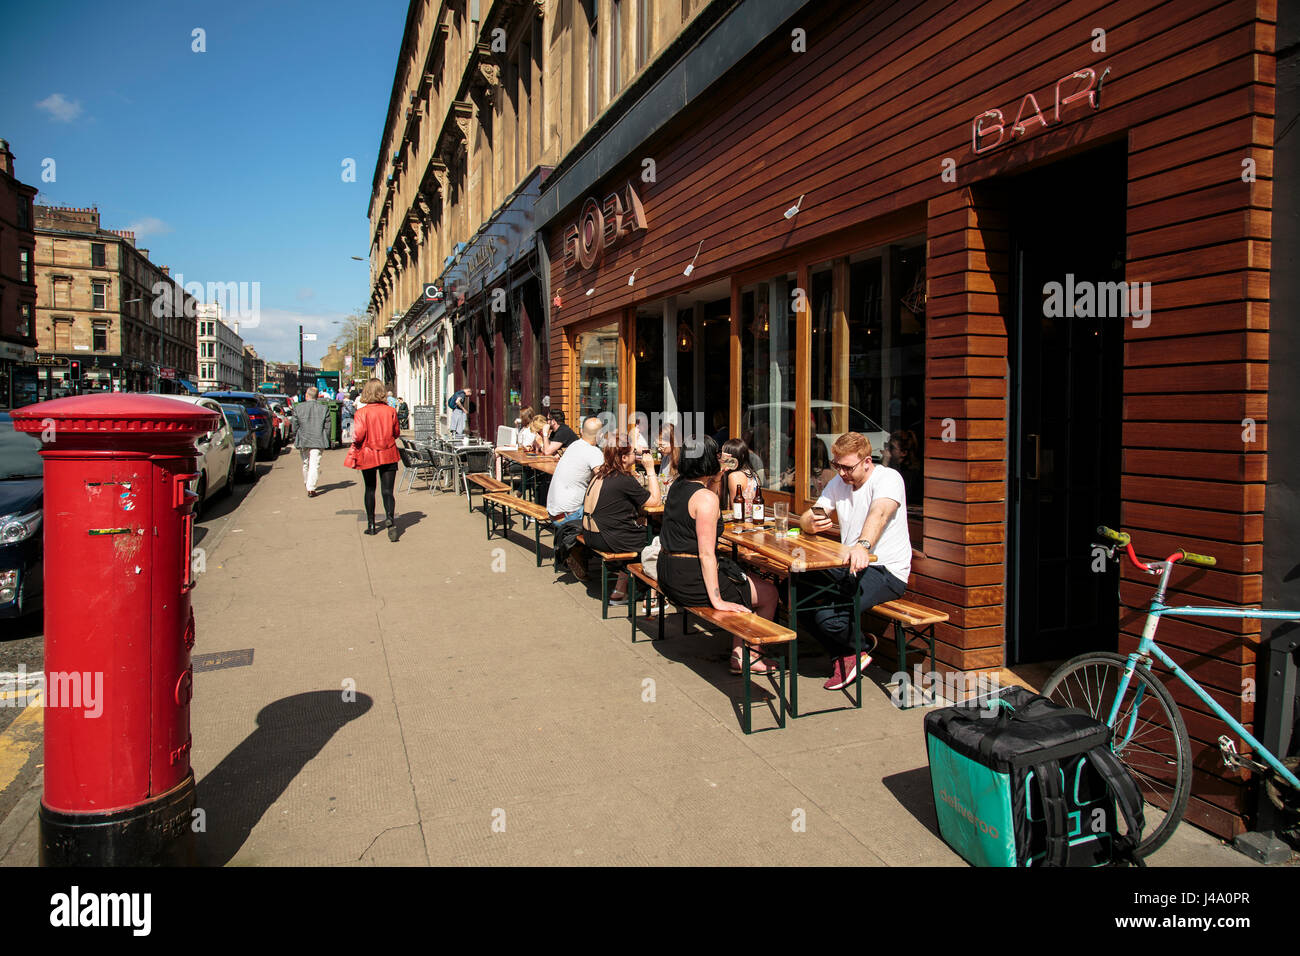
[575,534,640,620]
[483,493,552,567]
[867,599,948,709]
[624,562,797,733]
[466,472,509,515]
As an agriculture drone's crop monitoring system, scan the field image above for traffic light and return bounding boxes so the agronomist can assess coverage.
[69,360,81,382]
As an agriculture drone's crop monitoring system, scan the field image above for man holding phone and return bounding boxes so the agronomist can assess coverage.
[799,432,912,691]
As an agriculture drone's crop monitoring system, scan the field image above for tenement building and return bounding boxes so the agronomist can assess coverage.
[32,205,197,396]
[0,139,38,408]
[368,0,711,438]
[195,303,246,392]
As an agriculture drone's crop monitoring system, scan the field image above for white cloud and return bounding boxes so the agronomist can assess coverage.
[241,307,351,366]
[295,287,316,301]
[36,93,83,122]
[128,217,172,237]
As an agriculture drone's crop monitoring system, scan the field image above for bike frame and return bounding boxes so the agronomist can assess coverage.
[1108,557,1300,791]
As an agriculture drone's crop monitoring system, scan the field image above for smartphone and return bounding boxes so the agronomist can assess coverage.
[811,506,828,520]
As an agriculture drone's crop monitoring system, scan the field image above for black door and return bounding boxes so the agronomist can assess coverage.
[1008,144,1126,665]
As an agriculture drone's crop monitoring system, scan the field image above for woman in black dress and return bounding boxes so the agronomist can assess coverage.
[581,437,662,602]
[657,436,780,674]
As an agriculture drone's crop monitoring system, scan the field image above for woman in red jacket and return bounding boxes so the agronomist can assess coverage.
[350,378,402,540]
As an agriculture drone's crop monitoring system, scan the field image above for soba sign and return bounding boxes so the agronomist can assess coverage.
[562,181,647,272]
[971,66,1111,155]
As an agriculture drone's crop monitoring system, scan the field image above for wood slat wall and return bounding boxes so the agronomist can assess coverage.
[541,0,1277,838]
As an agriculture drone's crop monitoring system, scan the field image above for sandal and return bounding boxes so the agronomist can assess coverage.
[730,645,780,676]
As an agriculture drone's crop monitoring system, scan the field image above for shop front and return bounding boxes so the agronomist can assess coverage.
[538,0,1279,839]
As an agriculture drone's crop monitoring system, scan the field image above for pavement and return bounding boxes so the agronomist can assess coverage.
[0,444,1268,866]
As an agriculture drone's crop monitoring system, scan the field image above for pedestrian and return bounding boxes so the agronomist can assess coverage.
[387,390,398,409]
[397,396,410,429]
[447,386,469,437]
[340,394,355,443]
[290,386,330,497]
[346,378,402,540]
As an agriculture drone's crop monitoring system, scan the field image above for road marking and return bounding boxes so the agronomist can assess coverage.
[0,690,44,794]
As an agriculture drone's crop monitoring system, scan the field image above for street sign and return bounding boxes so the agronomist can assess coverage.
[302,333,318,342]
[361,357,377,367]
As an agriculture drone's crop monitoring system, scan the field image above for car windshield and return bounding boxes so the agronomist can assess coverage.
[0,415,44,480]
[220,405,249,428]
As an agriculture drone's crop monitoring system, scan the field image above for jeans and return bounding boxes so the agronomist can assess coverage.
[809,564,907,658]
[299,447,322,492]
[551,511,582,528]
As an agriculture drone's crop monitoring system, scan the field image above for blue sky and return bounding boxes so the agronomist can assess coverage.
[0,0,406,365]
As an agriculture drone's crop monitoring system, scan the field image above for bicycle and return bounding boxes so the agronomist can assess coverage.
[1042,526,1300,855]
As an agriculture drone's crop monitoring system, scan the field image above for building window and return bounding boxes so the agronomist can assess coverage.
[19,249,30,282]
[610,0,622,96]
[18,303,32,337]
[93,322,109,352]
[91,243,106,268]
[584,0,599,125]
[637,0,651,69]
[53,319,73,351]
[92,280,107,310]
[52,277,71,308]
[17,201,28,229]
[574,322,620,422]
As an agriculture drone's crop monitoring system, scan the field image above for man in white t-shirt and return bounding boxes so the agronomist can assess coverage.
[798,431,912,692]
[547,415,604,525]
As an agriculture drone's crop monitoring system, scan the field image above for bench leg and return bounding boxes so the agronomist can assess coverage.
[658,596,665,641]
[534,520,542,568]
[601,559,609,620]
[743,644,752,735]
[484,500,493,540]
[852,587,863,709]
[788,577,800,719]
[788,639,799,719]
[629,574,638,642]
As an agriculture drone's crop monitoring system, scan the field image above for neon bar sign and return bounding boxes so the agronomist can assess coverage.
[971,66,1111,155]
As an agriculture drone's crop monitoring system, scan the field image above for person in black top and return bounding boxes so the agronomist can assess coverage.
[541,408,579,455]
[581,437,662,603]
[657,435,780,675]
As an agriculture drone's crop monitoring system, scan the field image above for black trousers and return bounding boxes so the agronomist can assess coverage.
[809,565,907,658]
[362,462,398,523]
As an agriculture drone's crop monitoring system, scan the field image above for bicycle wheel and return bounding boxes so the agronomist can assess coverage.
[1042,651,1191,856]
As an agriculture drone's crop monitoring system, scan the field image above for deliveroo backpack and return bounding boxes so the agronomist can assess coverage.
[925,686,1146,867]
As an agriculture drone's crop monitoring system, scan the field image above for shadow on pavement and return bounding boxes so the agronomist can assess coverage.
[195,690,374,866]
[312,480,356,495]
[880,765,941,839]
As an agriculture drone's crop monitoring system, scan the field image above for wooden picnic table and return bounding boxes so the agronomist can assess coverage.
[719,522,877,718]
[496,448,559,501]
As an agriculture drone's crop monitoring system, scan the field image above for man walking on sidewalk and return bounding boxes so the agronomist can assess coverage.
[291,386,331,497]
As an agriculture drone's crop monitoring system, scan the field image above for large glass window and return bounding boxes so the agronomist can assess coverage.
[634,307,663,419]
[806,244,926,508]
[575,322,619,423]
[740,271,797,492]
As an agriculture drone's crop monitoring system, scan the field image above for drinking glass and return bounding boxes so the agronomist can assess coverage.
[773,501,789,534]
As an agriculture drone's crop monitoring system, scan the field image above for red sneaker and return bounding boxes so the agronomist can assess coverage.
[822,655,846,690]
[837,652,872,690]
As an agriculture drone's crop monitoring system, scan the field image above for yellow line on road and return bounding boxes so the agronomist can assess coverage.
[0,690,43,793]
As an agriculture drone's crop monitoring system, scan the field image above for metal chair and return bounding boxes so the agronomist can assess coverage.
[421,445,458,493]
[397,444,433,493]
[459,447,494,498]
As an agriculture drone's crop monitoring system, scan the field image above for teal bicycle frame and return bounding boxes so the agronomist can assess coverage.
[1108,556,1300,792]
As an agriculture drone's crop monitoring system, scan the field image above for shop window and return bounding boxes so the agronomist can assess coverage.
[739,270,798,492]
[810,244,927,510]
[92,322,108,352]
[634,307,664,420]
[575,322,619,424]
[91,243,106,268]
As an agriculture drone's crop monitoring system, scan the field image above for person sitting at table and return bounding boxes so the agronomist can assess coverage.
[883,429,923,504]
[798,431,911,693]
[580,438,661,604]
[518,414,546,451]
[541,409,579,456]
[656,423,681,489]
[514,405,535,445]
[719,437,762,512]
[658,435,780,675]
[626,412,650,452]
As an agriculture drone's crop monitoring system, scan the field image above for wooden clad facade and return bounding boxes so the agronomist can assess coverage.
[539,0,1279,838]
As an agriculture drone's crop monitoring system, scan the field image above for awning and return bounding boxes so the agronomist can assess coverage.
[177,379,198,394]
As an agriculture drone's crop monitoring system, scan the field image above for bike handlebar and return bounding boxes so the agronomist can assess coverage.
[1097,525,1216,571]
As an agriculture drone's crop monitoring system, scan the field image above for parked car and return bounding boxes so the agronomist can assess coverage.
[151,395,236,512]
[261,392,292,410]
[204,391,277,457]
[220,404,259,480]
[268,402,292,446]
[0,413,43,619]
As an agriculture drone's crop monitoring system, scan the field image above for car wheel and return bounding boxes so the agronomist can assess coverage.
[222,456,235,496]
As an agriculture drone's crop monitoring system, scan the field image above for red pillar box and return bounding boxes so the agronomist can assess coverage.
[12,394,218,866]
